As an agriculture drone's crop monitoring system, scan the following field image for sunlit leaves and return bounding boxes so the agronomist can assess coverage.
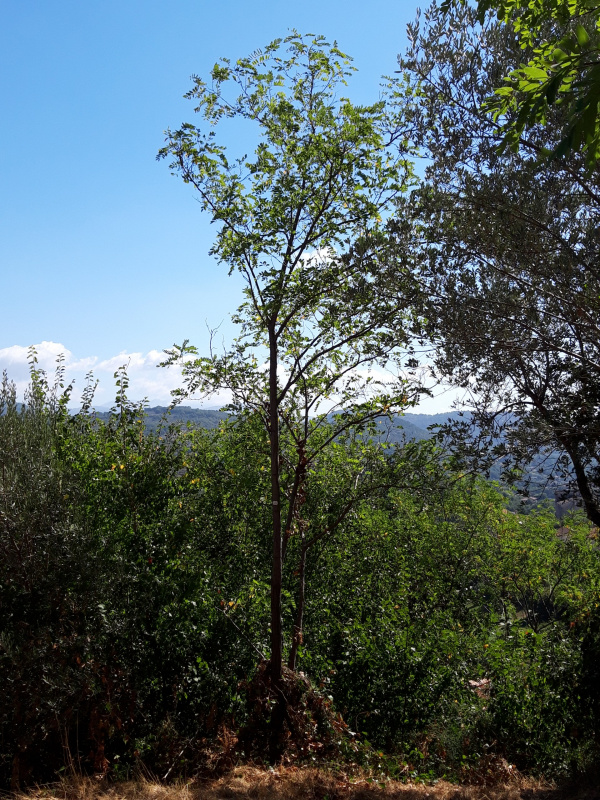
[444,0,600,162]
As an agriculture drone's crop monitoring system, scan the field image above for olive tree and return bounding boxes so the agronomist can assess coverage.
[395,4,600,523]
[442,0,600,163]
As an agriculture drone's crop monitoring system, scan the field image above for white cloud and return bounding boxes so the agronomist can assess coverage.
[0,342,217,409]
[0,341,73,375]
[0,342,459,415]
[299,247,335,267]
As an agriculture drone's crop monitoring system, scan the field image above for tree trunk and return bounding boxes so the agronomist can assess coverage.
[561,436,600,527]
[533,397,600,527]
[268,326,284,762]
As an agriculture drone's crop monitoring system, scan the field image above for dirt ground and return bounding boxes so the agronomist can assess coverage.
[11,767,600,800]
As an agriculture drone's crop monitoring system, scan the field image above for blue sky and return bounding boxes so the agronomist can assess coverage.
[1,0,459,410]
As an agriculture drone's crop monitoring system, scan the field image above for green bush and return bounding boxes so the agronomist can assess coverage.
[1,360,599,786]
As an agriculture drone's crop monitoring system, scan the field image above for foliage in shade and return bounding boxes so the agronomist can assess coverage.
[395,2,600,527]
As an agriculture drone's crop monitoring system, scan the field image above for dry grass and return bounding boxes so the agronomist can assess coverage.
[10,766,600,800]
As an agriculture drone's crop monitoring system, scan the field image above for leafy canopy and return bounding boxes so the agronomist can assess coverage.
[397,1,600,525]
[442,0,600,163]
[158,31,418,420]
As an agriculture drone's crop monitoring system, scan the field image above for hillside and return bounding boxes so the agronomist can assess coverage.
[93,405,451,440]
[93,405,229,432]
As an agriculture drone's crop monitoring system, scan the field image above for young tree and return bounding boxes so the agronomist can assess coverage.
[159,32,422,749]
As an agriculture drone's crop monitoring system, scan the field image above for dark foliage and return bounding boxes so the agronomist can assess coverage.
[395,1,600,527]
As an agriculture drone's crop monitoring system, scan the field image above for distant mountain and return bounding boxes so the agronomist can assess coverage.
[402,411,466,428]
[93,406,229,432]
[367,415,432,444]
[89,405,469,441]
[142,406,228,431]
[92,405,446,441]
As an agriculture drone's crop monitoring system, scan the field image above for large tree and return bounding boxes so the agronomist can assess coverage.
[395,4,600,524]
[159,33,423,755]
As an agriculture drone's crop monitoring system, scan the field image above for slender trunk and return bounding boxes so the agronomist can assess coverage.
[268,325,285,763]
[564,442,600,527]
[533,398,600,526]
[288,543,307,672]
[268,325,283,685]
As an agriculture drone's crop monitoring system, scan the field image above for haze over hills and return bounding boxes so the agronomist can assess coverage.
[92,405,461,441]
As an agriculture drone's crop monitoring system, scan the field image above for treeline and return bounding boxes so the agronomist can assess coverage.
[1,369,599,788]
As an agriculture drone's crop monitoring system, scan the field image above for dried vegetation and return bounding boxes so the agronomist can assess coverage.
[9,767,600,800]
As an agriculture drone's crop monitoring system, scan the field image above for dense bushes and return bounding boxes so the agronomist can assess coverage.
[1,366,599,788]
[0,368,258,787]
[301,480,600,775]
